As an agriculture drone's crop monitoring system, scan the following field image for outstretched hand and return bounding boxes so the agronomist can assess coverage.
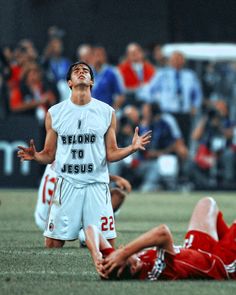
[17,139,37,162]
[131,127,152,152]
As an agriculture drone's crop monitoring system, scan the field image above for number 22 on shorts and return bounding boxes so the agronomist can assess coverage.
[101,216,114,231]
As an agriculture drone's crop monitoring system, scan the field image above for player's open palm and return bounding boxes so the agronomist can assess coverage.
[132,127,152,151]
[17,139,37,161]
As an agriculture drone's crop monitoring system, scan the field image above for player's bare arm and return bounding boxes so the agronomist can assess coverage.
[85,225,111,278]
[17,112,57,164]
[103,225,175,276]
[109,175,132,193]
[105,112,152,162]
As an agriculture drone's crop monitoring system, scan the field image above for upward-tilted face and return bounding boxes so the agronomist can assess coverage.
[68,64,93,89]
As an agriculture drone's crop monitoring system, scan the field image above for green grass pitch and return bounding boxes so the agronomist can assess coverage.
[0,189,236,294]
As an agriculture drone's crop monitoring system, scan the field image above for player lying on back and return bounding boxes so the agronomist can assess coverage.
[85,197,236,280]
[34,163,132,235]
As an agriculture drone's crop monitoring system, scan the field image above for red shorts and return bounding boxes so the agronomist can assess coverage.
[184,224,236,265]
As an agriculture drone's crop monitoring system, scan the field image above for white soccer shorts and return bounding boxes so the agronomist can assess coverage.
[44,177,116,241]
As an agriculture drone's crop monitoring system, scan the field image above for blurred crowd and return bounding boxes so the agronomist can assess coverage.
[1,26,236,191]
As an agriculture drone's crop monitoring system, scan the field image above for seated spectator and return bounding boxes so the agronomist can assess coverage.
[190,101,235,189]
[136,103,188,191]
[9,62,58,123]
[123,105,140,126]
[91,46,125,110]
[118,43,155,106]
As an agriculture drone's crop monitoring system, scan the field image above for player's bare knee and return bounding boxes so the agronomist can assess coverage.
[85,224,97,235]
[198,196,217,209]
[45,238,64,248]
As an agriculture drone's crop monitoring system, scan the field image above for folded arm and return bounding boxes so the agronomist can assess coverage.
[104,224,175,275]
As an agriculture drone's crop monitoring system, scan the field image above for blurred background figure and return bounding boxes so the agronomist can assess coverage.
[152,44,167,68]
[118,42,155,107]
[7,39,38,91]
[190,100,236,189]
[1,2,236,193]
[41,27,71,101]
[122,105,140,127]
[9,62,58,124]
[76,44,94,65]
[135,102,189,191]
[91,45,125,111]
[138,51,203,146]
[0,48,11,120]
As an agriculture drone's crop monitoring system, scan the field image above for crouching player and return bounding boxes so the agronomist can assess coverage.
[34,163,132,244]
[85,197,236,280]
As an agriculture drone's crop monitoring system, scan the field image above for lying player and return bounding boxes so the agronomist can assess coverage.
[85,197,236,280]
[34,163,132,244]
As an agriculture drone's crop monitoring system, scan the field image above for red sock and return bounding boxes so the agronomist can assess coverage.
[217,211,229,240]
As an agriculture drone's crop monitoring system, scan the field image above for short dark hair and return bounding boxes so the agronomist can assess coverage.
[150,102,162,116]
[66,61,94,82]
[108,265,134,280]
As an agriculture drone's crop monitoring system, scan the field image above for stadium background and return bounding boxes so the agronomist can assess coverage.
[1,0,236,189]
[1,1,236,294]
[1,0,236,62]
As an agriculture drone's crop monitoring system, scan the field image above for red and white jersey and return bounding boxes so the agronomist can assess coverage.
[34,164,57,230]
[139,248,229,281]
[184,225,236,279]
[101,246,229,281]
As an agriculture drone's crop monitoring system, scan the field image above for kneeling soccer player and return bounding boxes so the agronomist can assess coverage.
[34,163,132,245]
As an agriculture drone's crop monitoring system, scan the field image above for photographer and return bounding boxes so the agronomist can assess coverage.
[191,102,235,189]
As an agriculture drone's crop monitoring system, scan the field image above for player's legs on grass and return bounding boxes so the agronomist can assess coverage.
[83,183,117,248]
[44,177,85,248]
[35,164,57,231]
[184,197,220,252]
[216,211,229,240]
[45,237,65,248]
[85,224,113,278]
[187,196,219,241]
[78,187,126,247]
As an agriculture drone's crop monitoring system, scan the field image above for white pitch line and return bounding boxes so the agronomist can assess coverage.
[0,250,78,256]
[0,270,95,276]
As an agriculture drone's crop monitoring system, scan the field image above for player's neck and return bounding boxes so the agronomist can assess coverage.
[71,86,92,105]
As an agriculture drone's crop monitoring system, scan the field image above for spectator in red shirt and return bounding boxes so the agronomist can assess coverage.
[118,43,155,106]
